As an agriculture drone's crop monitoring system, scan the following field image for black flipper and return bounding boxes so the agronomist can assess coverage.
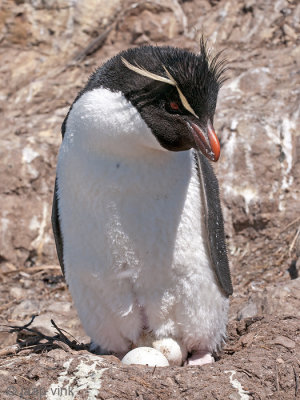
[51,178,65,276]
[51,114,69,277]
[195,150,233,296]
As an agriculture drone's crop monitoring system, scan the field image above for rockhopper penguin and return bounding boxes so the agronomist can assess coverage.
[52,40,233,366]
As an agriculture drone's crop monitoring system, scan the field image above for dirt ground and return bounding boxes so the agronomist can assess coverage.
[0,0,299,399]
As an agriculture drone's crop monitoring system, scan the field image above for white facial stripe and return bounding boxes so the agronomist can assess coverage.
[122,57,198,119]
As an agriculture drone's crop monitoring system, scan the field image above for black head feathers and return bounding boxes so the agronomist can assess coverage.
[71,40,227,156]
[116,39,227,121]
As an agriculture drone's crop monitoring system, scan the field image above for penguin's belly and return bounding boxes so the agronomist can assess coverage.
[57,148,228,353]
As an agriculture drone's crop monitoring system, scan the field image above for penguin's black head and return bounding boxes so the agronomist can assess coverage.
[86,40,227,161]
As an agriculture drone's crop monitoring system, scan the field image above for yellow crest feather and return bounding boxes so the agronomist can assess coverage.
[121,57,174,86]
[122,57,198,118]
[163,66,198,118]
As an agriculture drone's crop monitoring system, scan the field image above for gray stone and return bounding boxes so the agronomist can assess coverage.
[11,300,40,319]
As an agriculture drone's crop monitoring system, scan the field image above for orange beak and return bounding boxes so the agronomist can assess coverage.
[188,120,220,162]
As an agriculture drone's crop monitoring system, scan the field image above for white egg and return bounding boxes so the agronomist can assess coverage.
[152,338,187,366]
[121,347,169,367]
[135,332,187,366]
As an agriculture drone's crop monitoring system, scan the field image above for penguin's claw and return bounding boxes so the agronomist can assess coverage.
[186,350,214,366]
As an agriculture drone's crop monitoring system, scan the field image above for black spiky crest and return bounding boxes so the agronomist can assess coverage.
[199,36,229,87]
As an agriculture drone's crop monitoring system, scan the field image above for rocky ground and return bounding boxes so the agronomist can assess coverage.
[0,0,299,399]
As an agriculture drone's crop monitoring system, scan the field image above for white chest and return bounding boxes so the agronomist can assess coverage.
[57,88,212,283]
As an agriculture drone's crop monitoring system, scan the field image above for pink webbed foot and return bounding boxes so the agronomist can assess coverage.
[186,350,215,366]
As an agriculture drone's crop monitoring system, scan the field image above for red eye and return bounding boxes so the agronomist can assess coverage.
[170,102,179,110]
